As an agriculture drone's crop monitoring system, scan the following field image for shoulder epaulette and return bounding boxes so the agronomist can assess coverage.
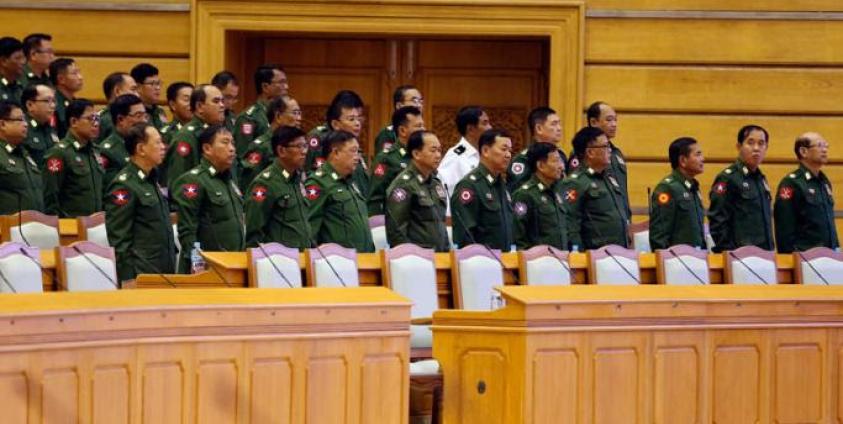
[454,145,466,155]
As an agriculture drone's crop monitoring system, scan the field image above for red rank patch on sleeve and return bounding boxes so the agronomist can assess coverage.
[46,157,63,173]
[176,141,192,157]
[778,186,794,200]
[182,183,199,199]
[96,154,109,169]
[305,184,321,201]
[564,188,578,203]
[246,151,262,165]
[458,188,474,205]
[111,189,130,206]
[314,157,325,169]
[657,192,671,205]
[373,163,387,177]
[251,185,268,202]
[308,136,321,150]
[713,181,727,195]
[241,122,253,135]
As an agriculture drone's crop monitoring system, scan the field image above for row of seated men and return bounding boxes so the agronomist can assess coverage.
[0,34,837,284]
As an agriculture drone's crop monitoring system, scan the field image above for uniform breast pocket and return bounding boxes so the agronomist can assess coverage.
[416,195,438,220]
[331,189,356,215]
[587,188,607,200]
[137,191,158,208]
[677,199,692,210]
[69,161,92,176]
[208,190,232,220]
[740,185,758,200]
[804,191,820,206]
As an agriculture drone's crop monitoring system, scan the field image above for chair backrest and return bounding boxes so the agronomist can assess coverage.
[655,244,710,285]
[77,212,109,247]
[247,243,303,288]
[724,246,778,285]
[704,223,715,251]
[628,220,650,253]
[369,215,388,251]
[382,243,438,349]
[2,211,60,249]
[57,241,118,291]
[170,212,181,271]
[306,243,359,287]
[794,247,843,285]
[0,242,43,293]
[518,245,571,285]
[451,244,503,310]
[588,244,641,285]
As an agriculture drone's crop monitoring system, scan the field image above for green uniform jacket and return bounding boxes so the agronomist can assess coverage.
[560,166,629,250]
[147,104,169,130]
[374,125,397,153]
[304,162,374,252]
[239,131,273,192]
[385,162,449,252]
[233,101,269,155]
[774,164,839,253]
[21,65,50,87]
[707,159,774,252]
[42,135,105,217]
[566,141,629,217]
[160,120,185,147]
[224,109,236,134]
[450,163,515,250]
[649,169,706,250]
[98,131,131,188]
[507,142,568,192]
[368,141,409,215]
[512,175,569,250]
[172,159,245,273]
[54,91,71,139]
[0,140,44,214]
[22,114,58,167]
[105,162,176,282]
[0,76,23,104]
[163,117,207,188]
[244,161,312,249]
[95,109,113,144]
[305,125,370,195]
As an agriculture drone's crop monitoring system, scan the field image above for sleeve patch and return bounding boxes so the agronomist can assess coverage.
[305,184,321,201]
[657,192,671,205]
[373,163,387,177]
[176,141,192,157]
[240,122,254,135]
[246,151,262,165]
[458,188,475,205]
[111,189,130,206]
[514,201,528,216]
[308,136,321,150]
[778,186,794,200]
[713,181,727,195]
[564,188,578,203]
[390,187,408,202]
[182,183,199,199]
[251,185,268,202]
[511,162,525,175]
[46,157,63,173]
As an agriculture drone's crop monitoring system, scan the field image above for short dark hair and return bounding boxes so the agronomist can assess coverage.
[110,94,143,122]
[794,135,813,160]
[392,85,417,106]
[66,98,94,122]
[254,65,283,95]
[527,106,557,137]
[266,96,288,123]
[130,63,159,85]
[190,84,213,112]
[737,124,769,145]
[322,130,356,158]
[49,58,75,86]
[20,84,47,109]
[271,125,306,155]
[668,137,698,169]
[478,129,509,154]
[526,142,559,172]
[0,37,23,58]
[456,106,484,136]
[211,70,238,89]
[571,126,605,159]
[198,124,229,150]
[391,106,422,135]
[0,101,21,120]
[326,90,364,124]
[125,122,156,156]
[22,33,51,58]
[586,101,608,124]
[166,81,193,103]
[102,72,130,101]
[406,130,434,159]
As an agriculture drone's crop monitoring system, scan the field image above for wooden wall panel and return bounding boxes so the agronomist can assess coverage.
[771,329,827,423]
[584,0,843,11]
[532,349,579,424]
[73,57,191,104]
[652,332,703,424]
[459,350,507,424]
[360,355,404,423]
[306,357,347,423]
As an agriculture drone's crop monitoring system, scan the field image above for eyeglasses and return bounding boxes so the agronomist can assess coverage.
[285,143,307,150]
[1,117,26,123]
[808,143,830,149]
[81,114,101,123]
[127,111,149,119]
[34,48,55,55]
[341,115,365,123]
[587,144,612,150]
[33,98,56,105]
[142,80,163,88]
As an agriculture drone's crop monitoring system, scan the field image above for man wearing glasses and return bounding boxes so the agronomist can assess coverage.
[164,84,226,188]
[131,63,168,131]
[374,85,424,153]
[49,58,83,139]
[21,34,53,87]
[0,100,44,214]
[774,132,839,253]
[21,83,58,166]
[0,37,25,104]
[239,95,302,191]
[233,65,288,155]
[100,94,148,185]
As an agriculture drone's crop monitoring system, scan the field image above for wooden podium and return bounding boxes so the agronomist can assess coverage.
[0,287,410,423]
[433,285,843,424]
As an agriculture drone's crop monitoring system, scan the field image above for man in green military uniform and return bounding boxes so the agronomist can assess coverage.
[649,137,706,250]
[212,71,240,133]
[561,126,630,250]
[172,125,244,273]
[385,130,449,251]
[0,101,44,214]
[43,99,105,217]
[20,83,58,166]
[512,142,568,250]
[233,65,287,155]
[131,63,169,130]
[50,58,83,139]
[105,122,176,282]
[244,126,312,249]
[508,106,566,191]
[774,132,839,253]
[368,106,424,215]
[164,84,226,187]
[161,82,193,146]
[99,94,148,186]
[708,125,774,252]
[373,85,424,153]
[96,72,139,143]
[0,38,25,104]
[21,34,53,87]
[305,130,374,252]
[240,96,301,191]
[451,129,514,250]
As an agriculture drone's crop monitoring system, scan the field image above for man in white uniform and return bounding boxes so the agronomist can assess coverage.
[438,105,492,214]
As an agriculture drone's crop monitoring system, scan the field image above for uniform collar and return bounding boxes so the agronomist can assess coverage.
[186,116,206,131]
[0,77,18,88]
[798,163,824,181]
[62,133,87,151]
[456,136,479,157]
[734,158,762,176]
[0,140,15,154]
[272,160,300,182]
[671,169,698,191]
[528,174,556,192]
[200,158,226,178]
[318,161,343,181]
[475,163,499,186]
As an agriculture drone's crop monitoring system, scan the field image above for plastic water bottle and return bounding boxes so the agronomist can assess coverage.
[510,244,517,253]
[190,242,206,274]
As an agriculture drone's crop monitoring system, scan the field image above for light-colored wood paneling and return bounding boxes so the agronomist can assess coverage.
[73,57,190,104]
[585,0,843,11]
[532,349,579,423]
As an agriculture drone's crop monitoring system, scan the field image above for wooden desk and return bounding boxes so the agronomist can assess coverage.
[433,285,843,424]
[0,287,411,423]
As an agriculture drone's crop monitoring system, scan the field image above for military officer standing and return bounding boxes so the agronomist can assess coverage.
[512,142,568,250]
[649,137,706,250]
[305,130,374,252]
[233,65,287,155]
[99,94,148,186]
[211,71,240,133]
[131,63,169,130]
[0,38,25,104]
[164,84,226,187]
[385,130,449,251]
[374,85,424,152]
[105,122,176,282]
[239,95,301,191]
[21,34,53,87]
[161,81,194,145]
[43,99,105,217]
[172,125,244,273]
[368,105,424,215]
[96,72,139,143]
[50,58,83,139]
[20,83,58,165]
[438,106,492,203]
[451,129,514,250]
[561,126,629,250]
[0,101,44,214]
[244,126,312,249]
[508,106,566,191]
[774,132,839,253]
[708,125,774,252]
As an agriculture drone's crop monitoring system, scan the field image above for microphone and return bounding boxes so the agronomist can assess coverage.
[129,248,177,288]
[256,243,295,288]
[70,245,120,289]
[0,266,17,293]
[545,246,576,284]
[796,251,830,285]
[17,247,59,288]
[293,197,347,287]
[605,247,641,284]
[194,245,234,287]
[727,251,770,285]
[666,248,706,285]
[646,187,652,211]
[15,193,32,246]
